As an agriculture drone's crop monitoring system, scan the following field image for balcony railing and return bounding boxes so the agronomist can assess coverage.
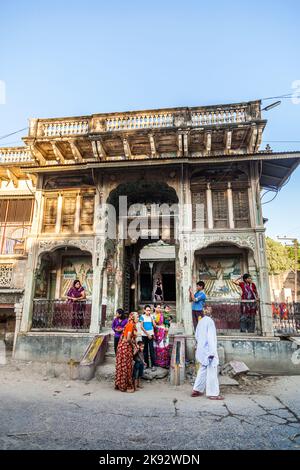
[31,299,91,331]
[205,299,261,335]
[29,101,261,138]
[272,302,300,336]
[0,147,34,164]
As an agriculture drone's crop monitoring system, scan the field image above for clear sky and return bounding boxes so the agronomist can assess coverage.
[1,0,299,240]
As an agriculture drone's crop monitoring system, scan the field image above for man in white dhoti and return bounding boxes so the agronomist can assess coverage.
[191,312,224,400]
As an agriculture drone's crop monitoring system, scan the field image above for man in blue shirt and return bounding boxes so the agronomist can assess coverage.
[189,281,207,332]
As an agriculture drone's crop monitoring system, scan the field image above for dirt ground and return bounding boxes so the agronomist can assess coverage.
[1,356,300,450]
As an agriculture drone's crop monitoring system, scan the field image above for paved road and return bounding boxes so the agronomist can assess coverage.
[1,362,300,450]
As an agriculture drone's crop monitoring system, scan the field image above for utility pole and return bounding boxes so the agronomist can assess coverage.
[277,236,299,302]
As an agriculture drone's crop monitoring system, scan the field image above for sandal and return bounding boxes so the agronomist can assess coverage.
[191,390,203,397]
[126,388,135,393]
[208,395,224,400]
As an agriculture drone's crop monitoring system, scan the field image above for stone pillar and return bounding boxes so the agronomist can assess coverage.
[74,192,81,233]
[20,176,44,332]
[13,302,23,357]
[90,237,106,333]
[206,183,213,229]
[257,232,274,336]
[227,182,234,229]
[178,236,194,336]
[114,238,125,312]
[20,243,39,332]
[55,193,63,233]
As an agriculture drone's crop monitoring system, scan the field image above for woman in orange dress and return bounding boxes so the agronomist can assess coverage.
[115,312,139,393]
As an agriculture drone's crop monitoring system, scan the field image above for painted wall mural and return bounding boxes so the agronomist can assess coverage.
[197,255,242,299]
[60,256,93,298]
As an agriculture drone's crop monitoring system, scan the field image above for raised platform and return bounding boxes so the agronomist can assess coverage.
[185,334,300,375]
[217,336,300,375]
[14,331,110,363]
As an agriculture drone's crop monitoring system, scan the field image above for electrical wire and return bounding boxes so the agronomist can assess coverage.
[0,127,28,141]
[261,92,300,101]
[262,191,279,205]
[262,140,300,143]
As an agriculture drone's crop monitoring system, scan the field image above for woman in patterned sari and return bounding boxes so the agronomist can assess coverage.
[115,312,139,393]
[153,304,171,368]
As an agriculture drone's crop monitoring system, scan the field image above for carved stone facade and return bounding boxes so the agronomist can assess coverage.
[0,100,299,346]
[0,264,13,288]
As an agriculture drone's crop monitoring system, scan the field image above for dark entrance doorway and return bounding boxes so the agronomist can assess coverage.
[162,272,176,301]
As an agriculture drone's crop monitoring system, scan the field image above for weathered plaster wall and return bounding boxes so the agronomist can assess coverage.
[14,332,95,363]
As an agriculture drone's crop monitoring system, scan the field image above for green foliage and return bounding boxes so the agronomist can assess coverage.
[287,244,300,270]
[266,237,294,274]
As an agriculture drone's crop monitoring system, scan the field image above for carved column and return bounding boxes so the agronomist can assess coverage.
[74,192,81,233]
[20,176,44,332]
[227,182,234,229]
[13,302,23,357]
[206,183,213,229]
[55,193,63,233]
[90,237,106,333]
[256,232,273,336]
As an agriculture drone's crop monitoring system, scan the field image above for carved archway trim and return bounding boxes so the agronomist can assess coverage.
[37,238,94,257]
[191,234,257,254]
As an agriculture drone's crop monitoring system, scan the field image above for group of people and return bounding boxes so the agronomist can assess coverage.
[113,304,173,393]
[67,273,259,400]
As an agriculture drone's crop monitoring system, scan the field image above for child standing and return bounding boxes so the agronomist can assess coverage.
[133,341,146,390]
[111,308,128,354]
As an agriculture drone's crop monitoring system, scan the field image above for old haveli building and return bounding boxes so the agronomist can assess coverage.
[1,100,299,361]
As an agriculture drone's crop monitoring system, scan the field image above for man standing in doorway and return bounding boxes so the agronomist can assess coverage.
[189,281,207,332]
[191,310,223,400]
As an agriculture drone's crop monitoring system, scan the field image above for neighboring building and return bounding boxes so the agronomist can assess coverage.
[270,270,300,302]
[0,100,299,361]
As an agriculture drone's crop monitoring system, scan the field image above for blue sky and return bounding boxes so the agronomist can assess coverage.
[1,0,299,240]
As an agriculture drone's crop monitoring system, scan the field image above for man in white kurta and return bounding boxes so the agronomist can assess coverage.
[192,314,223,399]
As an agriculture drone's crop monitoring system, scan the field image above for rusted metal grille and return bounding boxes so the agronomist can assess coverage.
[31,299,91,331]
[205,299,261,335]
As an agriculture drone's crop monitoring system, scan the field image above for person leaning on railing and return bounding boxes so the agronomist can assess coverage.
[233,274,259,333]
[66,279,86,329]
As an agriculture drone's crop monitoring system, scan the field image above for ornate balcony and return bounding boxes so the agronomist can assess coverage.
[0,147,34,164]
[0,100,266,167]
[29,101,261,138]
[205,299,262,335]
[31,299,92,331]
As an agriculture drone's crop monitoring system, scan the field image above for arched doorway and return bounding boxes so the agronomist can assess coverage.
[107,180,179,314]
[32,246,92,331]
[193,242,261,334]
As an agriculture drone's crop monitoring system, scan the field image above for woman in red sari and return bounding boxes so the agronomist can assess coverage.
[115,312,139,393]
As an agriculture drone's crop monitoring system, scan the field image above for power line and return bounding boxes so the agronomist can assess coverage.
[261,92,299,101]
[0,127,28,141]
[262,140,300,143]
